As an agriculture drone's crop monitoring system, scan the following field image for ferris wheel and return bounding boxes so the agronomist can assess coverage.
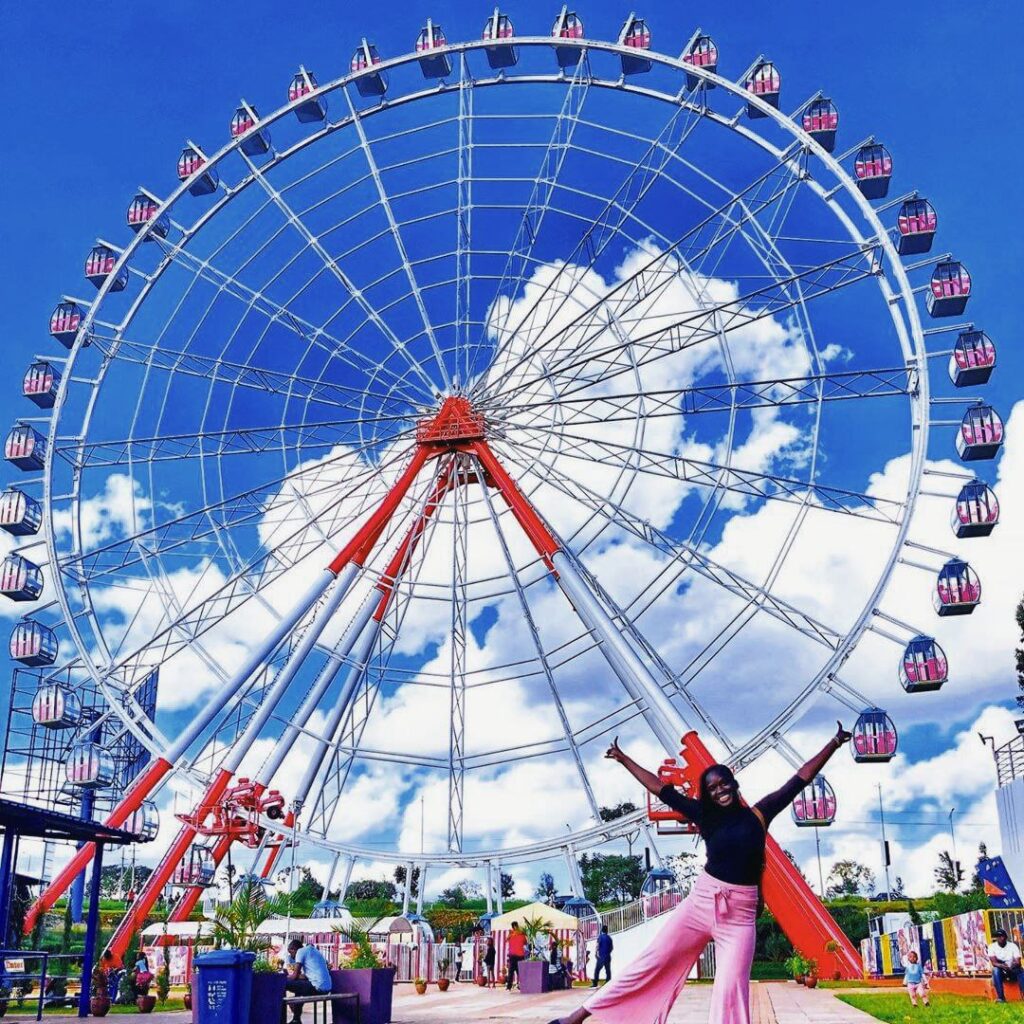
[6,9,1003,955]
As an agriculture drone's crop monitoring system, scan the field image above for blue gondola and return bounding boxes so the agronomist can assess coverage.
[66,742,115,788]
[683,35,718,90]
[289,67,327,123]
[0,554,43,602]
[5,425,47,471]
[896,198,936,255]
[792,776,836,827]
[948,330,996,387]
[85,244,128,292]
[125,801,160,842]
[23,361,61,409]
[311,899,349,919]
[552,7,584,69]
[852,708,898,763]
[416,19,451,79]
[351,39,388,96]
[927,260,972,318]
[802,97,839,152]
[854,144,892,199]
[33,684,80,728]
[49,301,88,349]
[951,480,999,538]
[0,488,42,536]
[230,101,271,156]
[935,558,981,617]
[126,192,169,239]
[747,61,780,117]
[482,10,517,69]
[618,15,651,76]
[172,845,216,887]
[956,404,1003,462]
[177,143,218,196]
[640,866,676,898]
[11,619,59,667]
[900,635,948,693]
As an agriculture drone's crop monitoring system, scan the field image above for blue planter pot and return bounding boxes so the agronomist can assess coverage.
[329,968,395,1024]
[249,971,288,1024]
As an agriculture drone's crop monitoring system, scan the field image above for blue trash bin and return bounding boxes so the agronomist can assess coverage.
[194,949,255,1024]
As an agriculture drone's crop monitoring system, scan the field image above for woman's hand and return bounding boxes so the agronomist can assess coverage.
[834,720,852,746]
[605,736,629,765]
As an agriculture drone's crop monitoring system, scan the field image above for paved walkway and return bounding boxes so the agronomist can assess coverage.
[24,982,883,1022]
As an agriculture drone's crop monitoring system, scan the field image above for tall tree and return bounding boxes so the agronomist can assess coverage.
[393,865,420,899]
[500,872,515,899]
[1016,593,1024,708]
[579,853,645,904]
[345,878,397,902]
[934,850,961,892]
[826,860,875,898]
[598,802,638,822]
[663,853,698,893]
[534,872,556,901]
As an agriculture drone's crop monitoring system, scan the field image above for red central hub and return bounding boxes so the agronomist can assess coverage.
[416,395,486,447]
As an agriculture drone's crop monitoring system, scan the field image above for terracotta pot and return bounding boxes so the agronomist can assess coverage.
[804,975,818,989]
[90,996,111,1017]
[794,974,805,985]
[137,994,157,1013]
[476,976,487,987]
[437,978,450,992]
[414,982,427,995]
[183,992,192,1011]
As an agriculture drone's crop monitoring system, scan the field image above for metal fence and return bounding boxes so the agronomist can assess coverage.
[995,735,1024,787]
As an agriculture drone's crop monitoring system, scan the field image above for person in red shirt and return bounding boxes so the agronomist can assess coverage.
[506,922,528,990]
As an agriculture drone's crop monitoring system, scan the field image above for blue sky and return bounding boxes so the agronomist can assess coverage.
[3,2,1023,898]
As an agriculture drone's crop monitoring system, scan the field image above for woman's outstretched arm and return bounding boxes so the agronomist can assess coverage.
[756,721,852,823]
[605,737,664,795]
[796,720,852,781]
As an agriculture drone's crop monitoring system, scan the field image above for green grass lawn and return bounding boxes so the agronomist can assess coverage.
[838,992,1018,1022]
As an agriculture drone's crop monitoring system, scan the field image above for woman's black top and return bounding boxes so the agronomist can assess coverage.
[658,773,807,886]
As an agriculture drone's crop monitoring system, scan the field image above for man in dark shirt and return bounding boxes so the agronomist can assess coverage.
[593,925,613,986]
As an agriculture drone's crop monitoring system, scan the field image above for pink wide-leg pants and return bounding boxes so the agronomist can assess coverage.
[584,871,758,1024]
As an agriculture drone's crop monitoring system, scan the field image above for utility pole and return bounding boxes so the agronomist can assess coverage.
[877,784,892,901]
[814,828,825,898]
[949,807,960,890]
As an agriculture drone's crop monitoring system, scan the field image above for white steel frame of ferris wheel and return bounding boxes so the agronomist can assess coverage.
[32,33,933,874]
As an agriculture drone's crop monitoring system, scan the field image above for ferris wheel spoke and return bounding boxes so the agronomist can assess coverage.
[88,332,420,417]
[493,440,844,652]
[238,153,441,399]
[150,234,428,409]
[57,435,406,584]
[52,416,415,469]
[497,239,880,409]
[506,425,903,525]
[478,58,592,380]
[501,365,914,428]
[342,87,452,392]
[95,443,423,679]
[476,144,804,402]
[455,53,474,385]
[475,461,602,818]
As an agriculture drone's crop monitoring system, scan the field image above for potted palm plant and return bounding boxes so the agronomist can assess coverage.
[825,939,842,981]
[804,958,819,988]
[135,970,156,1014]
[209,878,293,1024]
[437,957,452,992]
[414,977,427,995]
[330,921,396,1024]
[516,916,552,994]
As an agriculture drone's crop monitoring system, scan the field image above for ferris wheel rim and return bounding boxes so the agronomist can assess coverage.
[35,29,930,866]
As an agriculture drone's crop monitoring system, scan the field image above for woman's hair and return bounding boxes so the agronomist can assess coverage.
[699,764,739,812]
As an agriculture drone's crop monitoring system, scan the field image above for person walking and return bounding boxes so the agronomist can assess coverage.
[549,722,851,1024]
[988,928,1024,1002]
[593,926,613,986]
[506,921,527,990]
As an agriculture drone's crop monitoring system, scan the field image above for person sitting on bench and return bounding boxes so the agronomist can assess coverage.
[285,937,332,1023]
[988,929,1024,1002]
